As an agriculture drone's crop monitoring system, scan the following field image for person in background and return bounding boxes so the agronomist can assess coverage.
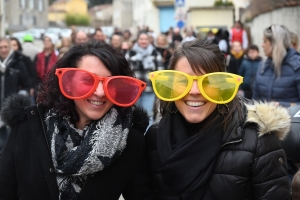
[229,21,249,50]
[0,40,154,199]
[166,27,174,46]
[172,27,183,46]
[182,28,196,43]
[121,40,133,56]
[22,33,41,62]
[217,29,230,55]
[74,30,89,45]
[93,28,106,43]
[126,31,163,119]
[290,31,299,51]
[34,34,58,83]
[253,25,300,107]
[205,30,216,43]
[155,34,172,70]
[146,39,291,199]
[0,38,30,155]
[59,37,72,51]
[10,37,38,103]
[58,47,69,60]
[70,25,77,44]
[226,41,245,75]
[123,29,132,43]
[110,33,123,52]
[238,45,262,99]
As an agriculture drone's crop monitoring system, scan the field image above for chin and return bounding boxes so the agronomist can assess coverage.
[185,116,205,124]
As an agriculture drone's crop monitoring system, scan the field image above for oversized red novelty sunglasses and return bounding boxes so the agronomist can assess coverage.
[55,68,146,107]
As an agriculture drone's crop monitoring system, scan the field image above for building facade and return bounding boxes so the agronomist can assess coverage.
[112,0,242,37]
[5,0,48,32]
[48,0,88,25]
[242,0,300,52]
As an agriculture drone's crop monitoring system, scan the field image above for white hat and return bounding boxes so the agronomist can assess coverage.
[44,33,58,46]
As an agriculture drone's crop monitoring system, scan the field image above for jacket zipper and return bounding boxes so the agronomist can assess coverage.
[221,139,242,148]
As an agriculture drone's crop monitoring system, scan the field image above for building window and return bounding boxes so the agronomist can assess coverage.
[38,0,43,12]
[29,0,34,9]
[20,0,25,9]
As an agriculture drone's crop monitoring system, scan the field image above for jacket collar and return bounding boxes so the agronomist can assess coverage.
[221,100,291,147]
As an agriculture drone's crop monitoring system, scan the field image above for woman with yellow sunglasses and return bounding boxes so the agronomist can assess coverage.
[146,39,291,199]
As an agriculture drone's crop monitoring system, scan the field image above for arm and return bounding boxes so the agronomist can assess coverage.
[0,127,18,199]
[251,133,291,199]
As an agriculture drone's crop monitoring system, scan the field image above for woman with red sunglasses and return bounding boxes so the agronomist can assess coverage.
[0,41,154,199]
[146,39,291,199]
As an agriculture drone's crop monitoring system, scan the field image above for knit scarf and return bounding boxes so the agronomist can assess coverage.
[131,43,155,70]
[36,51,57,80]
[45,106,133,199]
[0,50,14,73]
[157,106,223,199]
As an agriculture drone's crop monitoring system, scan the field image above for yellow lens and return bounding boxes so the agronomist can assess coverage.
[154,71,188,100]
[201,74,236,102]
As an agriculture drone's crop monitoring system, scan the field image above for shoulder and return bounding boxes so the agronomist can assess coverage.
[1,94,32,127]
[284,48,300,71]
[244,101,291,141]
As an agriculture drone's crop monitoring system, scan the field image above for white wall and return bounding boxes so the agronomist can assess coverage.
[247,6,300,54]
[132,0,160,37]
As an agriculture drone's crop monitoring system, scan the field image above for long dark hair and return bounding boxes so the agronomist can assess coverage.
[157,39,243,129]
[37,40,134,123]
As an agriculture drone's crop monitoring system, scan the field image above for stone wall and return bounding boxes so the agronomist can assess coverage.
[245,6,300,54]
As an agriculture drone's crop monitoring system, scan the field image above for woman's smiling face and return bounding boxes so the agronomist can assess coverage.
[174,57,217,123]
[74,55,114,129]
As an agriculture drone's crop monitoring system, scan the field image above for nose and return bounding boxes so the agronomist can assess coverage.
[93,81,106,97]
[189,80,201,95]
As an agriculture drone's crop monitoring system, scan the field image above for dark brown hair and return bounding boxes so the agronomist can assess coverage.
[157,39,243,128]
[37,40,134,123]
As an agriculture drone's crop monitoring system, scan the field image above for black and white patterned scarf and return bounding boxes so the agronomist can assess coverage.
[45,106,133,200]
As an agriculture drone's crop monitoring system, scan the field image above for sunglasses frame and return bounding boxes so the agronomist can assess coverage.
[149,70,243,104]
[55,68,146,107]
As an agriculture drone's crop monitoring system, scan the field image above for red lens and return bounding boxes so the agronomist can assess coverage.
[62,70,95,98]
[107,78,140,105]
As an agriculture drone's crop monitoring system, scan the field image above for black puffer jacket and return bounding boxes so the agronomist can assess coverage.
[146,101,291,200]
[0,95,154,200]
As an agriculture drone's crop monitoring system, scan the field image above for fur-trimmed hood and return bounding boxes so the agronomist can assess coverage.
[0,94,149,133]
[245,101,291,140]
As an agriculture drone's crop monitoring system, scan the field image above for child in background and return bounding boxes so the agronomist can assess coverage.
[226,41,245,75]
[238,45,262,99]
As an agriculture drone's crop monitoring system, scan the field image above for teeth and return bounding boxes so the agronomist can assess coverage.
[185,101,204,107]
[89,100,104,106]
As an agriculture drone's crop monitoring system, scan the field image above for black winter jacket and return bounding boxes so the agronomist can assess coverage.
[0,95,154,200]
[0,51,30,106]
[146,101,291,200]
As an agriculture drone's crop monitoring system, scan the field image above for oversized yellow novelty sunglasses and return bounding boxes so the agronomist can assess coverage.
[149,70,243,104]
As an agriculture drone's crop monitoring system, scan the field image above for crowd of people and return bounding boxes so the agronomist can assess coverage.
[0,21,299,199]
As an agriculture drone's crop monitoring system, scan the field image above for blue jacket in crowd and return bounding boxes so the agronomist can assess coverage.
[238,57,262,91]
[252,48,300,107]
